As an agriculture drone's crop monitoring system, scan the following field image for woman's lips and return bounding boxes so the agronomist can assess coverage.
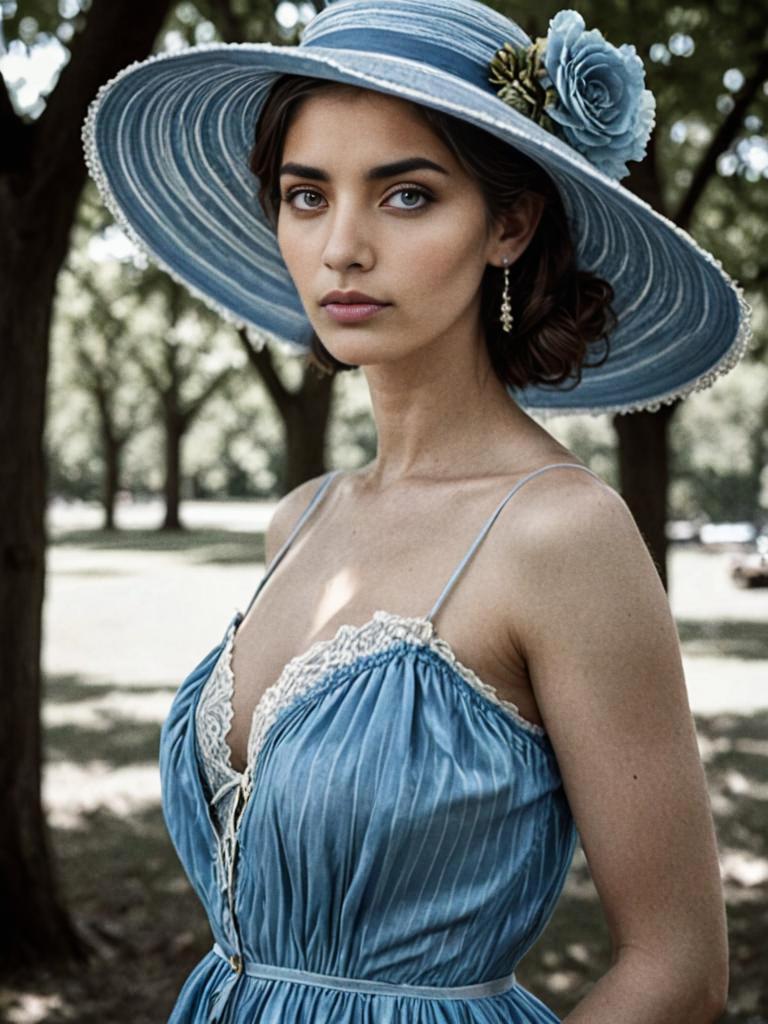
[323,302,390,323]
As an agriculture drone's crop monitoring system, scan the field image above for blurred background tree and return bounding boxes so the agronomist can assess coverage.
[1,0,176,968]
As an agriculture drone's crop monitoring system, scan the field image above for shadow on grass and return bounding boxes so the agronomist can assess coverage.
[2,696,765,1021]
[678,618,768,661]
[0,804,211,1024]
[46,720,162,769]
[43,675,177,767]
[49,527,266,567]
[45,674,177,705]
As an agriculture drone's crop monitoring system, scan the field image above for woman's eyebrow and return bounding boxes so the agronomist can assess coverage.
[278,157,450,180]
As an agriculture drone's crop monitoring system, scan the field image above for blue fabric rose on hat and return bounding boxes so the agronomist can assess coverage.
[541,10,655,180]
[488,9,655,182]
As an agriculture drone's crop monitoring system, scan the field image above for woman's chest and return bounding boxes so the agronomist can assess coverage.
[168,637,563,941]
[221,524,537,774]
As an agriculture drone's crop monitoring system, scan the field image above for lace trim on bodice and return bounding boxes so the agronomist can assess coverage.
[196,609,546,833]
[194,621,241,810]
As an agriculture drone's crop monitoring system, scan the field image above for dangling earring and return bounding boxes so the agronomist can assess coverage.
[500,256,514,334]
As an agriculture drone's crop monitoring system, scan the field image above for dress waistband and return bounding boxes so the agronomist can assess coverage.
[211,943,517,1001]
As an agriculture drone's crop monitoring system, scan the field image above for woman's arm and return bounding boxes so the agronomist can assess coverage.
[509,474,728,1022]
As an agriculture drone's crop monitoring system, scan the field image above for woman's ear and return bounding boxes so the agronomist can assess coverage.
[487,191,546,266]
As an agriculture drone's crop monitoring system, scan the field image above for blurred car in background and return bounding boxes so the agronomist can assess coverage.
[729,533,768,589]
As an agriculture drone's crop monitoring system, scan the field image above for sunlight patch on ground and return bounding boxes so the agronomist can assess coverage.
[723,768,764,797]
[681,655,768,714]
[719,849,768,887]
[43,761,160,828]
[43,691,171,729]
[543,969,581,993]
[3,992,66,1024]
[564,943,591,965]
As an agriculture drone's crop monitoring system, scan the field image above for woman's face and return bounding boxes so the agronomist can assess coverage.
[276,86,522,367]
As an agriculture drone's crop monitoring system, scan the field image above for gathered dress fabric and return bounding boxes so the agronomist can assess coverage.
[159,462,600,1023]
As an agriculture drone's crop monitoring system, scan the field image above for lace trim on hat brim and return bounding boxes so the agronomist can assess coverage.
[525,278,753,419]
[81,42,754,417]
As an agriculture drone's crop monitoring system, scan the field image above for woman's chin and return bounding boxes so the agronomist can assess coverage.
[320,340,386,364]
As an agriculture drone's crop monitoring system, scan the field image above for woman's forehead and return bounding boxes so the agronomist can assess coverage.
[283,88,454,163]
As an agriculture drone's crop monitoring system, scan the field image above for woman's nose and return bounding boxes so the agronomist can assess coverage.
[321,203,374,272]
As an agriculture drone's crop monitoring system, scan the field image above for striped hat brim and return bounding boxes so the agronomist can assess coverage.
[82,39,753,417]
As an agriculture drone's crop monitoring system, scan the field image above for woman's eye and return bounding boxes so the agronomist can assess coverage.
[280,186,434,211]
[387,186,436,209]
[286,188,327,209]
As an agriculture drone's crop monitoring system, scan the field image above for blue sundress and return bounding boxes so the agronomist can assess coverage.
[159,461,599,1022]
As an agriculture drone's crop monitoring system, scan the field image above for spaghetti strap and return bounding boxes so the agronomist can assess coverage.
[240,469,343,620]
[426,463,602,623]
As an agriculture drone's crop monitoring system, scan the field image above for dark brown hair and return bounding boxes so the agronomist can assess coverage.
[249,75,616,390]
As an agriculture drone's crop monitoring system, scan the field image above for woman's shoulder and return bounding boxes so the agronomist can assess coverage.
[263,471,337,564]
[528,464,638,555]
[485,457,657,620]
[493,459,665,646]
[488,460,673,745]
[493,460,643,573]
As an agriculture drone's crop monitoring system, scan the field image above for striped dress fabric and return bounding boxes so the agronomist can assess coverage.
[159,463,600,1023]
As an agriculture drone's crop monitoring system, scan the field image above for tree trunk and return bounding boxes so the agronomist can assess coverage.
[162,409,185,531]
[0,237,88,969]
[0,0,173,967]
[102,435,123,530]
[282,374,336,492]
[609,135,678,591]
[613,404,677,591]
[239,334,336,493]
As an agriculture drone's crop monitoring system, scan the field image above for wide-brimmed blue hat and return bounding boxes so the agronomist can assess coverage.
[81,0,752,417]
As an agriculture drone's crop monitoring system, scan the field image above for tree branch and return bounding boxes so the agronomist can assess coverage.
[237,327,295,408]
[210,0,247,44]
[131,347,165,394]
[674,48,768,231]
[31,0,173,205]
[185,366,234,425]
[0,66,31,176]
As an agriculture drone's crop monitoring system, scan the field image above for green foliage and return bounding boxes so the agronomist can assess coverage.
[671,359,768,523]
[48,183,258,499]
[185,369,284,498]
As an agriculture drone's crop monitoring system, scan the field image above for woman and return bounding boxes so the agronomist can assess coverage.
[83,1,749,1021]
